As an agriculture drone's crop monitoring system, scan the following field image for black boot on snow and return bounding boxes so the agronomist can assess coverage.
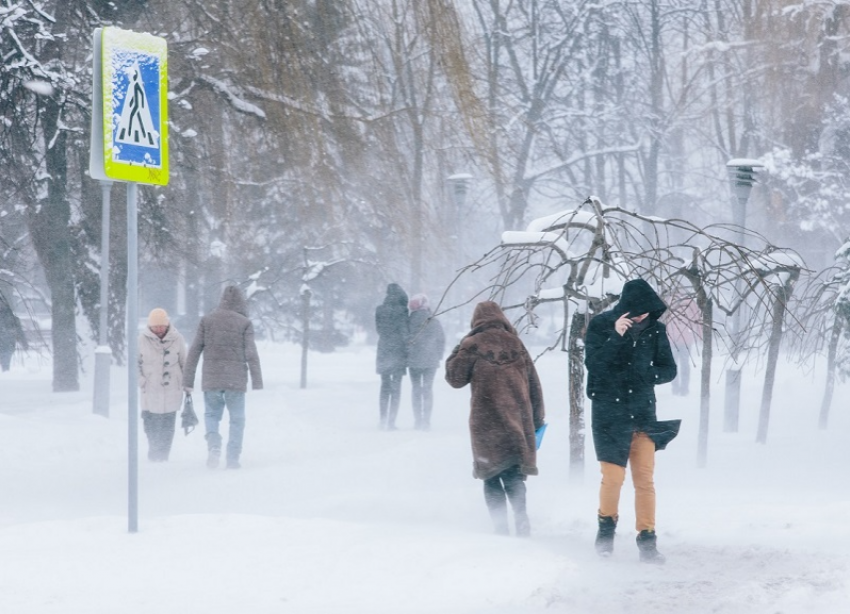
[595,515,617,556]
[636,529,666,564]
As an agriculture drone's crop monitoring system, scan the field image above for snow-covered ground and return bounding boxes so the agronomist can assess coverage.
[1,339,848,613]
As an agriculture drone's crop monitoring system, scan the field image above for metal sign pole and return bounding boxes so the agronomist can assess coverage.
[92,26,168,534]
[93,180,113,417]
[127,181,139,533]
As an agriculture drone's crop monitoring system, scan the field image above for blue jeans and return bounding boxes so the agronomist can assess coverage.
[204,390,246,462]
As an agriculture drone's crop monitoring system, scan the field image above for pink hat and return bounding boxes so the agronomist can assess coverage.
[408,294,429,311]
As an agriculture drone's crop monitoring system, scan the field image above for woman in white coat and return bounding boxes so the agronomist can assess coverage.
[139,308,187,461]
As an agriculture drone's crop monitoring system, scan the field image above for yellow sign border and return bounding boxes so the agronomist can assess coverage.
[102,27,168,185]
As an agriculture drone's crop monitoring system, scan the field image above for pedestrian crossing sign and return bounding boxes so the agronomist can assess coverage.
[94,27,168,185]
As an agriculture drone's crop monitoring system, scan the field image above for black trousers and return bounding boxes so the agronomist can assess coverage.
[483,465,529,534]
[142,411,177,461]
[379,370,404,427]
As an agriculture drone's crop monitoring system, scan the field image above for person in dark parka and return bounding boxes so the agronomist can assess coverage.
[585,278,678,564]
[184,285,263,470]
[407,294,445,430]
[375,283,410,430]
[446,301,545,537]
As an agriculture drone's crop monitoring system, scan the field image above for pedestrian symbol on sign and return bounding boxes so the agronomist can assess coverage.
[116,63,158,149]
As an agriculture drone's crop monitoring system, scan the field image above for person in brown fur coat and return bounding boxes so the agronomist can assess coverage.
[445,301,545,536]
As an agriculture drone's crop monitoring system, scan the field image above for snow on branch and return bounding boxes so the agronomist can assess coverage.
[242,84,318,116]
[525,209,597,233]
[501,230,573,258]
[198,75,266,119]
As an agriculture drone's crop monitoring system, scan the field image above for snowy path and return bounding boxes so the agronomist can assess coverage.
[0,341,848,613]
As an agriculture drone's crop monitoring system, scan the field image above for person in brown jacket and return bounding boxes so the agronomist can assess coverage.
[184,285,263,469]
[138,308,187,461]
[445,301,545,537]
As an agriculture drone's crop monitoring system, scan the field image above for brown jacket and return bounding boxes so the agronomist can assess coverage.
[445,301,545,480]
[184,286,263,392]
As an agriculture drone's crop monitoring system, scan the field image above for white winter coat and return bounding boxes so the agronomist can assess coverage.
[139,325,187,414]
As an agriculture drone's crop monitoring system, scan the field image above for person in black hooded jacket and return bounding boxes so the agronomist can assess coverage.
[584,278,679,564]
[375,283,410,430]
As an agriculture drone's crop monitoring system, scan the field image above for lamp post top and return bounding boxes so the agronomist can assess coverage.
[726,158,764,169]
[448,173,473,206]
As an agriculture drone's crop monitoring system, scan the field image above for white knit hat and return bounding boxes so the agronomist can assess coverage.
[147,308,169,327]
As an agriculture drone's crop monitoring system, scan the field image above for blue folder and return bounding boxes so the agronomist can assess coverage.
[535,423,548,449]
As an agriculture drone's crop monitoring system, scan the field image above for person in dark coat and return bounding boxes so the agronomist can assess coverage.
[585,278,678,563]
[0,298,28,372]
[184,285,263,469]
[407,294,445,431]
[375,283,409,430]
[445,301,545,537]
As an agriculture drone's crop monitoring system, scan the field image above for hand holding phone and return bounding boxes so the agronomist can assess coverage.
[615,313,632,336]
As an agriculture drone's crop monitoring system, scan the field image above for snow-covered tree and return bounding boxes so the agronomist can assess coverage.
[442,197,806,471]
[0,0,150,389]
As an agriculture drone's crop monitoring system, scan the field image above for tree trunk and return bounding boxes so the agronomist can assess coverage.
[643,0,663,216]
[697,298,713,468]
[568,309,586,481]
[21,0,80,391]
[819,315,842,429]
[756,280,794,444]
[300,288,311,389]
[30,102,78,392]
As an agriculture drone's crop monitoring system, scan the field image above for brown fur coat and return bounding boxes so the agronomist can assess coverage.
[445,301,545,480]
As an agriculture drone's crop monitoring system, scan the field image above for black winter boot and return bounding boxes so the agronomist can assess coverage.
[502,469,530,537]
[484,479,510,535]
[636,529,666,564]
[595,515,617,556]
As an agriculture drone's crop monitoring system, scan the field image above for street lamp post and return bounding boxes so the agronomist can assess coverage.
[448,173,472,232]
[723,158,763,433]
[447,173,472,332]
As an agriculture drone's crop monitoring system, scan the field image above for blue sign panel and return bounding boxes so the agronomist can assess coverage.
[111,51,162,167]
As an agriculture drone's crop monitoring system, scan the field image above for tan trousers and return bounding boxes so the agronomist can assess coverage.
[598,431,656,532]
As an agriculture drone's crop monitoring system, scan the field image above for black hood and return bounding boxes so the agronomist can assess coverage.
[614,279,667,321]
[383,283,408,308]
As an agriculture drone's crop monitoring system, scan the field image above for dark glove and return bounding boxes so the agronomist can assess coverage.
[180,394,199,435]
